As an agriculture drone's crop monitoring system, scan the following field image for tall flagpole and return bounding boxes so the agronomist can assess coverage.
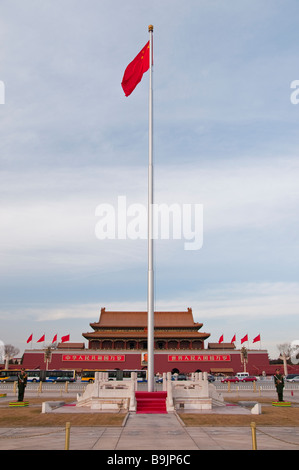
[147,24,154,392]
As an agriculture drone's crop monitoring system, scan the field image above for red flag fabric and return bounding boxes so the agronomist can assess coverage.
[241,334,248,344]
[61,334,70,343]
[52,334,57,343]
[26,334,33,343]
[253,334,261,343]
[231,334,236,343]
[121,41,150,97]
[218,334,224,343]
[37,334,45,343]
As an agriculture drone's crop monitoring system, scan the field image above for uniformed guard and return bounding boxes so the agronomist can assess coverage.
[273,367,284,402]
[17,369,27,402]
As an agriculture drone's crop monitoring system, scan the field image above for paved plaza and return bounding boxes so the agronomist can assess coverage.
[0,404,299,451]
[0,415,299,451]
[0,387,299,451]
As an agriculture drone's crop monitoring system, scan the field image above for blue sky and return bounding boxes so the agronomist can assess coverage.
[0,0,299,360]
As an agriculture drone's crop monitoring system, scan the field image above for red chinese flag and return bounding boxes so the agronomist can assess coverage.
[121,41,150,97]
[61,334,70,343]
[26,334,33,343]
[231,334,236,343]
[253,334,261,343]
[218,334,224,344]
[52,334,57,343]
[241,334,248,344]
[37,334,45,343]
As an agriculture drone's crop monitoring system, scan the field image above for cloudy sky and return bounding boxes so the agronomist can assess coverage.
[1,0,298,360]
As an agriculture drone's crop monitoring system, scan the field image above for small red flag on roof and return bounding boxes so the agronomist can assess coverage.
[52,334,57,343]
[26,334,33,343]
[241,334,248,344]
[61,334,70,343]
[253,334,261,343]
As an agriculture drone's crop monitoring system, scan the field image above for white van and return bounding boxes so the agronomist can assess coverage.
[236,372,249,380]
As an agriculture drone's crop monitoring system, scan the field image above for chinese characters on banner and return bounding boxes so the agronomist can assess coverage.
[62,354,125,362]
[168,355,231,362]
[62,354,231,363]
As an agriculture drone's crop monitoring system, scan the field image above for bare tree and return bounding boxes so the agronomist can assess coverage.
[4,344,20,369]
[290,341,299,366]
[277,343,291,357]
[0,340,4,363]
[277,343,291,375]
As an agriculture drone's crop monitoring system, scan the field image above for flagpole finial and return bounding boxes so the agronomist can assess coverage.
[148,25,154,32]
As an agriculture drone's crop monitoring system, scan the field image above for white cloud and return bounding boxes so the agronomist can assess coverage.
[1,153,298,279]
[2,280,298,322]
[1,1,299,361]
[1,281,297,359]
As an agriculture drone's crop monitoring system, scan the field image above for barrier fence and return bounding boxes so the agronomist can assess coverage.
[1,380,299,394]
[214,382,299,392]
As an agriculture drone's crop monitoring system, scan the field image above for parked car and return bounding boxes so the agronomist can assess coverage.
[240,376,257,382]
[236,372,249,380]
[285,374,299,382]
[208,374,215,382]
[286,375,299,383]
[177,374,187,381]
[221,376,239,383]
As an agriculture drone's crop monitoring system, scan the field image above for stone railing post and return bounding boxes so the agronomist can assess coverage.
[166,372,174,411]
[162,372,167,391]
[129,372,136,411]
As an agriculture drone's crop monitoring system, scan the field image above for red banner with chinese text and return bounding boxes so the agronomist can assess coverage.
[62,354,125,362]
[168,355,231,362]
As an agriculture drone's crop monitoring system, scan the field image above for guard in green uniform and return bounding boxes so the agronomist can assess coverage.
[17,369,27,402]
[274,368,284,402]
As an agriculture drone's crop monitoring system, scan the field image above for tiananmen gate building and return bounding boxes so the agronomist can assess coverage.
[19,307,294,376]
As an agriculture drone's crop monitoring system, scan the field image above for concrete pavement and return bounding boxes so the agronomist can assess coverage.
[1,388,299,451]
[0,409,299,451]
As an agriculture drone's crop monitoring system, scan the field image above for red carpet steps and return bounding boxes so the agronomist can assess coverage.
[135,391,167,414]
